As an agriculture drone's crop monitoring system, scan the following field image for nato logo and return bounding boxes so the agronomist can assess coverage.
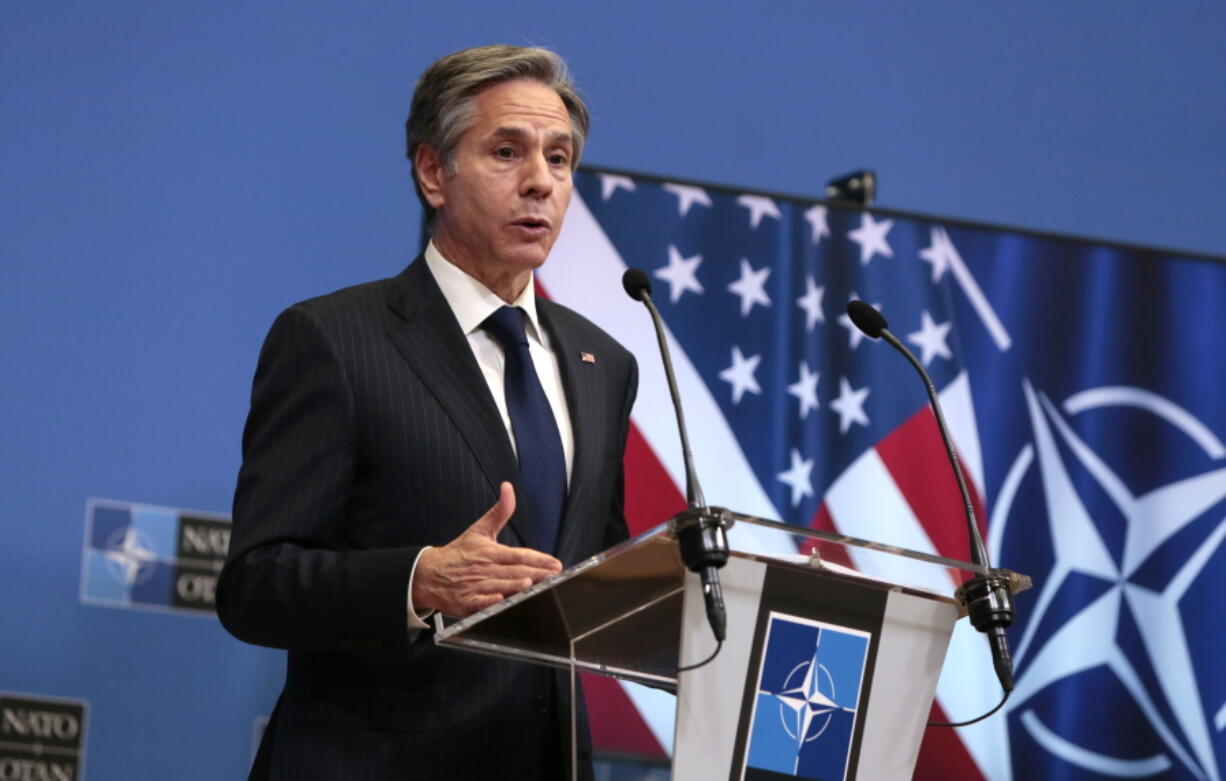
[80,498,230,615]
[742,613,870,781]
[0,692,88,781]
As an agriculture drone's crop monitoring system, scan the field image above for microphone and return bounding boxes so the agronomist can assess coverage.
[846,300,1015,692]
[623,268,728,643]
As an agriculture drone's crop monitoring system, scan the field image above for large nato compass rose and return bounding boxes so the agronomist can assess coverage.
[772,651,848,746]
[992,381,1226,780]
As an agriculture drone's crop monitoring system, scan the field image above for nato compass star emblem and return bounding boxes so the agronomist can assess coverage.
[773,654,845,745]
[103,525,158,586]
[746,617,869,779]
[994,381,1226,779]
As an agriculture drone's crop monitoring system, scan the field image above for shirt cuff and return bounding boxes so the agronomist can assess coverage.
[406,546,435,629]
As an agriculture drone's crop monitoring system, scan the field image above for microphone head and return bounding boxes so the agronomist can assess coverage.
[622,268,652,301]
[846,300,888,338]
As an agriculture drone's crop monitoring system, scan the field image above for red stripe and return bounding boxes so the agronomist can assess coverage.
[914,700,987,781]
[874,405,988,579]
[542,279,687,536]
[581,672,669,758]
[623,423,687,535]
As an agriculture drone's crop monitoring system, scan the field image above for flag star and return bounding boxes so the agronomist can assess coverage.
[907,310,953,366]
[736,194,782,229]
[776,448,815,508]
[796,276,825,331]
[654,245,704,303]
[663,183,712,217]
[599,174,636,201]
[836,292,879,350]
[787,361,820,419]
[728,258,772,316]
[718,345,762,405]
[804,205,830,245]
[919,226,952,282]
[829,377,870,434]
[848,213,894,265]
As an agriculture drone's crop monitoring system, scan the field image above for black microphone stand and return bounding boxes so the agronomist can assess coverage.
[846,300,1016,697]
[623,269,730,646]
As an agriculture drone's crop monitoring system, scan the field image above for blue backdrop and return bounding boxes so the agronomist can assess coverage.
[2,3,1223,779]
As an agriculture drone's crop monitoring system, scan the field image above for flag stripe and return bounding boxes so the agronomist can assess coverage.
[582,672,669,758]
[875,403,986,571]
[915,701,988,781]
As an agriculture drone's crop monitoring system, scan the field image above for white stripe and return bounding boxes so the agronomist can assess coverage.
[826,448,951,593]
[939,372,987,507]
[826,449,1011,780]
[617,680,678,758]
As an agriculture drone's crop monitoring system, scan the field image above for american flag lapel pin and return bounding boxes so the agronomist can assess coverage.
[580,351,596,364]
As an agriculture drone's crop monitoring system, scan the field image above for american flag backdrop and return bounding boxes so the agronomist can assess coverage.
[539,168,1226,780]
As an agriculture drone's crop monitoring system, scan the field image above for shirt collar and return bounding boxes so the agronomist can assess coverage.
[424,241,545,343]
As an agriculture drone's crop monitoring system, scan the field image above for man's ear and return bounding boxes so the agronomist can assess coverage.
[414,144,447,210]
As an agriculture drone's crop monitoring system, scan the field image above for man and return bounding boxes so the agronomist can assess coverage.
[217,45,637,780]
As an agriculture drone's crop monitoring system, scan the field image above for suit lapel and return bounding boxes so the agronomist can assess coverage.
[383,259,539,550]
[540,302,607,562]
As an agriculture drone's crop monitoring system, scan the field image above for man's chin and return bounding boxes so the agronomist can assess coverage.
[500,243,553,271]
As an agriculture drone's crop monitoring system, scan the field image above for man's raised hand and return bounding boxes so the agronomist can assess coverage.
[411,482,563,617]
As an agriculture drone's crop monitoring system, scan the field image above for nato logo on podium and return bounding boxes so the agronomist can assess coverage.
[743,614,870,780]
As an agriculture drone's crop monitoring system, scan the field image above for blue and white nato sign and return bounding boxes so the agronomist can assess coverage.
[79,499,230,615]
[742,613,870,781]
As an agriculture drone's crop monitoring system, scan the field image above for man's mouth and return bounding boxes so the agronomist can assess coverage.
[511,217,551,232]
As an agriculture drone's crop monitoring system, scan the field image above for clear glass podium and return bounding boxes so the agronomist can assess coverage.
[435,511,1030,780]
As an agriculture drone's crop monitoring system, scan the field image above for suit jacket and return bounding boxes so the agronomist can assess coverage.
[217,256,638,780]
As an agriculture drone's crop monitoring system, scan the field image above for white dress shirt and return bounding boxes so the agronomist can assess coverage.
[407,241,575,627]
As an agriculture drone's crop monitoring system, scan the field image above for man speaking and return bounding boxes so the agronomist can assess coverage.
[217,45,638,780]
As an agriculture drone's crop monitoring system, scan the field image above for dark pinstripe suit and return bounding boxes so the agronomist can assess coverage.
[217,256,637,780]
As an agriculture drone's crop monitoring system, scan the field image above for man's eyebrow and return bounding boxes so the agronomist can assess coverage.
[492,127,573,146]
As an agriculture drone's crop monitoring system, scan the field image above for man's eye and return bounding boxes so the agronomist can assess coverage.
[548,153,570,166]
[495,147,515,159]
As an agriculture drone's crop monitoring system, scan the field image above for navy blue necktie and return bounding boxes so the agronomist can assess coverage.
[482,306,566,553]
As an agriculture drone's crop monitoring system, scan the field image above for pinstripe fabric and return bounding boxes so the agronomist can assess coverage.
[217,257,637,780]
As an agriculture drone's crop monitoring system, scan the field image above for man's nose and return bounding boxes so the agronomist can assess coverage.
[520,152,554,199]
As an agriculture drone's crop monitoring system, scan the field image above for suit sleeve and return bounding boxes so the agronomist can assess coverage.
[602,353,638,551]
[217,304,420,653]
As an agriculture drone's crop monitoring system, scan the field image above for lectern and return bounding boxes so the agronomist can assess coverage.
[434,512,1029,780]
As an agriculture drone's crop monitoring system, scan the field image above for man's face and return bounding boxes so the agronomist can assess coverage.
[422,79,575,284]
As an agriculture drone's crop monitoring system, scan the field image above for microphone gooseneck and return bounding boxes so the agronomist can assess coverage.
[846,300,1015,694]
[622,269,704,508]
[623,268,728,644]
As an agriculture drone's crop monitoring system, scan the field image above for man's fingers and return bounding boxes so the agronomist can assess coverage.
[462,593,506,615]
[491,564,562,583]
[469,482,516,539]
[486,545,562,572]
[473,577,535,597]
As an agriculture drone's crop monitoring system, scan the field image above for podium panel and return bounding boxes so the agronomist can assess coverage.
[674,557,958,780]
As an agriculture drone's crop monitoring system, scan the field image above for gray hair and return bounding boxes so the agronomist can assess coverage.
[405,45,590,224]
